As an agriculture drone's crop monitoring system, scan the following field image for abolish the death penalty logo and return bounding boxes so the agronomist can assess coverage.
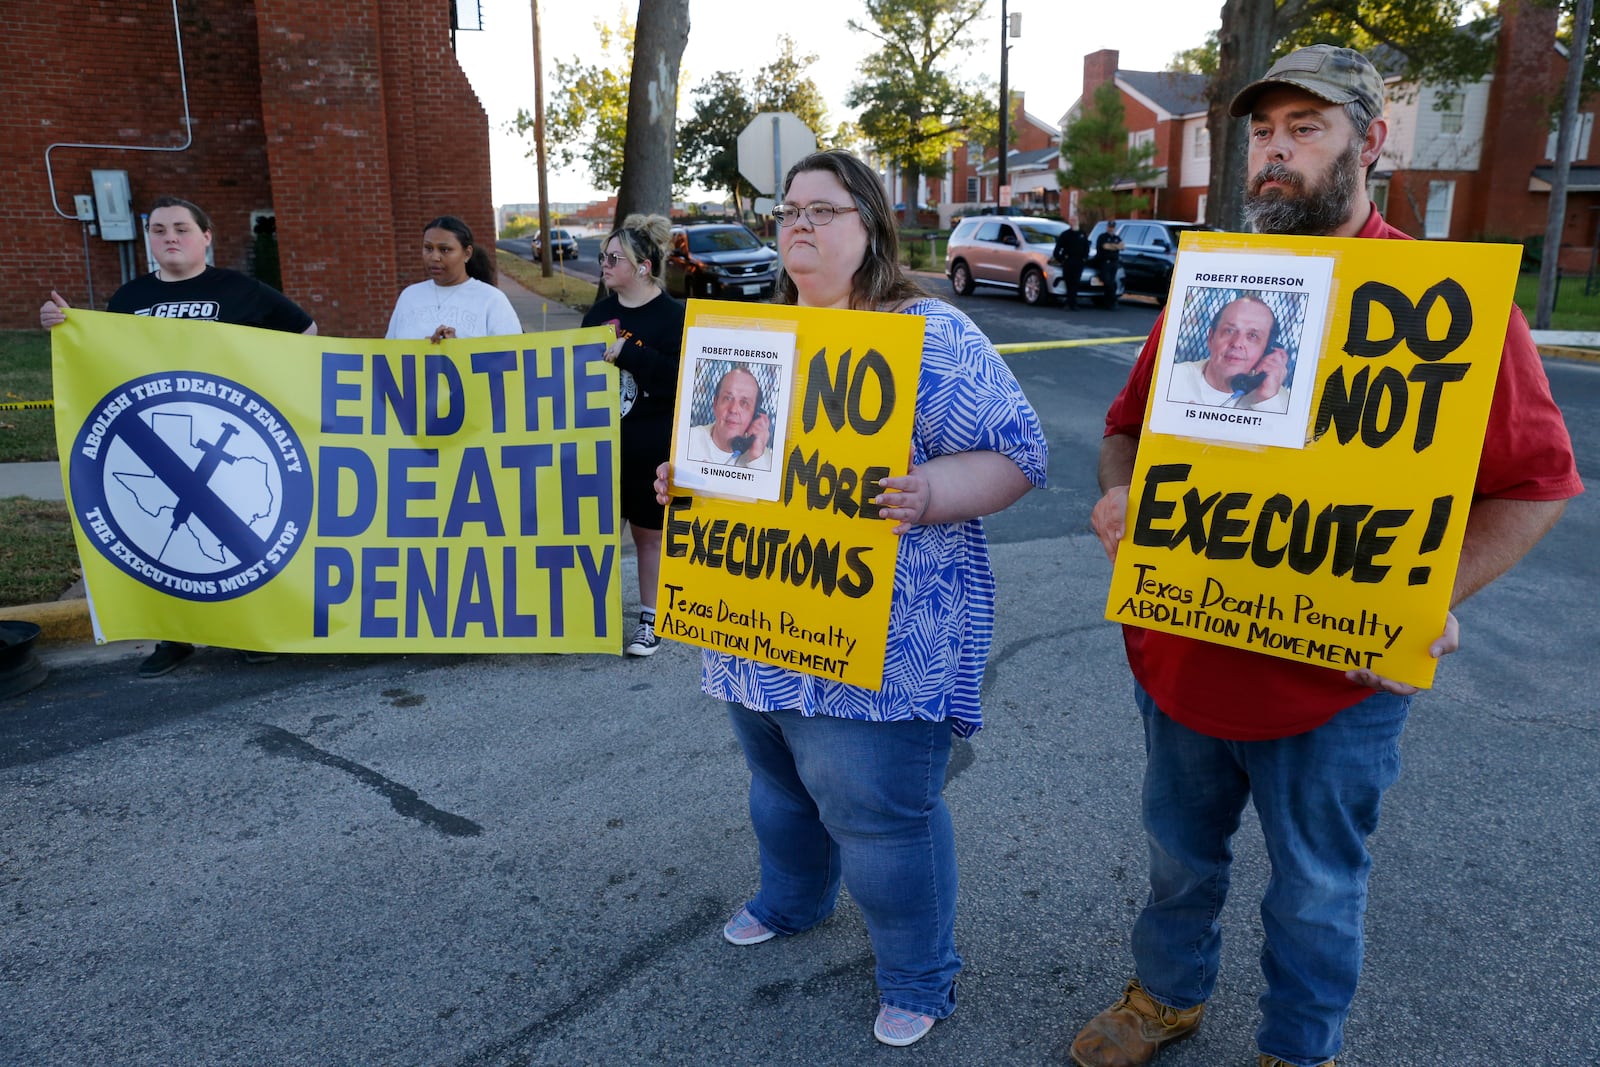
[69,371,313,602]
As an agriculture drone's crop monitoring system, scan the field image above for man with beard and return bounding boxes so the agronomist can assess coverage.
[1069,46,1581,1067]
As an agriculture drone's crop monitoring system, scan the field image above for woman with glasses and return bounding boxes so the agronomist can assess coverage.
[582,213,685,657]
[386,215,519,342]
[656,150,1046,1047]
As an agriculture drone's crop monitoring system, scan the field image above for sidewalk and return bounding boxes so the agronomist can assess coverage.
[497,271,589,333]
[0,280,591,646]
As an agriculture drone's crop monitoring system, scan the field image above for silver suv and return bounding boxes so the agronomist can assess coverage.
[945,215,1066,306]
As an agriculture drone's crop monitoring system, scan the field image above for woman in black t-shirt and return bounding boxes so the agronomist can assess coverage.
[580,213,685,658]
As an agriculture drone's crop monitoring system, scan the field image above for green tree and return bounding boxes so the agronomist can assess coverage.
[752,35,831,136]
[846,0,992,198]
[1204,0,1498,230]
[513,12,633,191]
[1058,81,1162,223]
[500,215,540,239]
[1168,32,1220,76]
[678,71,758,213]
[678,36,831,214]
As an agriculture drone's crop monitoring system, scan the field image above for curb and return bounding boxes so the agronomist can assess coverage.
[0,598,94,647]
[1537,344,1600,364]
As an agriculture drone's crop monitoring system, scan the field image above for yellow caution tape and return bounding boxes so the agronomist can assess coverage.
[993,336,1146,354]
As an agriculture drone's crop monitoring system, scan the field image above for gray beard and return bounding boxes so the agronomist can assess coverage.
[1243,140,1362,235]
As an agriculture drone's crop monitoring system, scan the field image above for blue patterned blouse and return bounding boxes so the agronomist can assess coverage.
[700,298,1048,736]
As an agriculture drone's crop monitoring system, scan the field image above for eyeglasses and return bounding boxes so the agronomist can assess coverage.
[597,251,628,267]
[771,202,860,227]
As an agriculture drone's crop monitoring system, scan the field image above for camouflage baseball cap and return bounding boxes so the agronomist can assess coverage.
[1228,45,1385,119]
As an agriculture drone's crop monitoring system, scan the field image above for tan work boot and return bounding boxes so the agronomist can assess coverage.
[1070,978,1205,1067]
[1259,1057,1334,1067]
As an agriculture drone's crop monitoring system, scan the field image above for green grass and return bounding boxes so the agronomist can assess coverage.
[496,251,596,312]
[0,497,79,607]
[1513,272,1600,332]
[899,230,948,272]
[0,331,57,463]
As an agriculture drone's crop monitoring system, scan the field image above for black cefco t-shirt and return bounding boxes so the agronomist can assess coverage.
[107,267,313,333]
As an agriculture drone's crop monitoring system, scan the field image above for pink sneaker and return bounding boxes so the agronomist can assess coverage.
[722,906,776,945]
[874,1005,936,1047]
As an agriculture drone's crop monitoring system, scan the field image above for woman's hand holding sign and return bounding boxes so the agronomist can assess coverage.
[875,450,930,536]
[878,450,1034,537]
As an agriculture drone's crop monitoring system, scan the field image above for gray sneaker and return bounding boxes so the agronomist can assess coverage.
[624,620,659,657]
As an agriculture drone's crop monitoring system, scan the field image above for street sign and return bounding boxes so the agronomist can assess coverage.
[737,112,817,196]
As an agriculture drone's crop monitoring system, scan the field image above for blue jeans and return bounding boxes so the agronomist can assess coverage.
[1130,683,1409,1066]
[725,703,961,1018]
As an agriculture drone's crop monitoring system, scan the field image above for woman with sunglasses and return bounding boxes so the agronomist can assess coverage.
[386,215,519,342]
[656,151,1046,1047]
[582,213,685,657]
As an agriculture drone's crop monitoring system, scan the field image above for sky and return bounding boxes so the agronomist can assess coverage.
[454,0,1224,208]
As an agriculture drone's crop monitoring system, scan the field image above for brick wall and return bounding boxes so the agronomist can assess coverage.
[1,0,492,335]
[1,2,273,320]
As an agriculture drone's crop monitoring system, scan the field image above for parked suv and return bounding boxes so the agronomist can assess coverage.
[945,215,1066,306]
[665,223,779,300]
[531,228,578,261]
[1087,219,1214,303]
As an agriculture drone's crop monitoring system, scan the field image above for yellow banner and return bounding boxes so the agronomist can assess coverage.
[656,299,923,689]
[1106,232,1520,688]
[53,310,621,652]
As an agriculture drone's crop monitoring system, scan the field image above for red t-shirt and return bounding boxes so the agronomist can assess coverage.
[1103,209,1584,740]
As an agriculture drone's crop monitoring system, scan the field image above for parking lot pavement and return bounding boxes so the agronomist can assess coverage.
[4,498,1597,1065]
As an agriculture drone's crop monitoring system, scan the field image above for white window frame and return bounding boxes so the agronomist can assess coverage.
[1545,113,1595,162]
[1192,125,1209,159]
[1424,180,1454,239]
[1128,128,1155,152]
[1369,178,1390,217]
[1438,93,1464,136]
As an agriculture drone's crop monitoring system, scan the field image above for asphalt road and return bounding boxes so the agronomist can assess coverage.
[3,284,1597,1066]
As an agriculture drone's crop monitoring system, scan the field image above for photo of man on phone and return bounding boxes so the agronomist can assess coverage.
[686,364,775,470]
[1167,294,1292,414]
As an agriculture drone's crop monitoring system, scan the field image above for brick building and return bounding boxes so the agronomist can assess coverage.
[1376,0,1598,270]
[2,0,493,336]
[1068,50,1212,225]
[890,93,1060,227]
[1063,1,1598,266]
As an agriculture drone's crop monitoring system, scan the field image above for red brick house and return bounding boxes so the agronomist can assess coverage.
[2,0,493,336]
[1376,0,1598,270]
[1064,50,1211,225]
[1063,1,1598,267]
[897,93,1060,226]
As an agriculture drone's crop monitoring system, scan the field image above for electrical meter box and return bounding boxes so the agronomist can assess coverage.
[91,170,135,241]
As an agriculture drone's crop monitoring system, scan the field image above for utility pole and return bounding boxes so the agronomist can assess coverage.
[997,3,1021,211]
[532,0,553,276]
[997,0,1009,208]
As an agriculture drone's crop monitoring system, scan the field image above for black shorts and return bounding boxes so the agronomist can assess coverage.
[620,415,671,530]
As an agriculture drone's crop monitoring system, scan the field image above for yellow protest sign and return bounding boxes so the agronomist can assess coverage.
[1106,232,1521,688]
[54,310,620,652]
[656,299,923,689]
